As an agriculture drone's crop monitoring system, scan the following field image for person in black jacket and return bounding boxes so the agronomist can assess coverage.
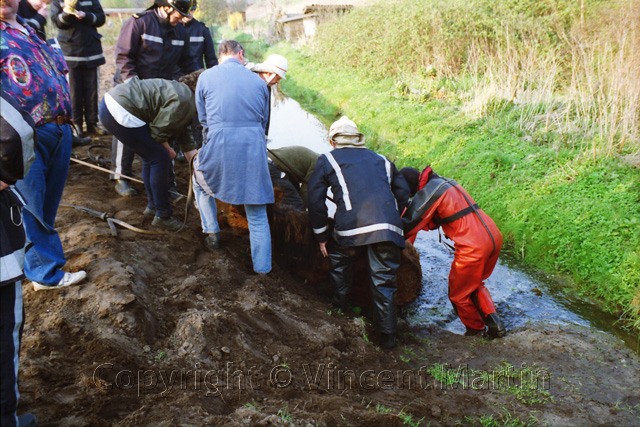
[109,0,198,197]
[0,92,37,427]
[180,0,217,71]
[51,0,107,138]
[308,117,410,349]
[177,0,216,148]
[18,0,49,40]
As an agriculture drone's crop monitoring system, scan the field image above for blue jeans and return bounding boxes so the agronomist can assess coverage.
[193,177,272,273]
[15,123,72,285]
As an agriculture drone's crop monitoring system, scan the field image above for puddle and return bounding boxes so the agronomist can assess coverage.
[268,94,640,354]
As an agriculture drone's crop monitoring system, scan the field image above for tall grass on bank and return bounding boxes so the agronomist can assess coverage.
[312,0,640,161]
[269,0,640,329]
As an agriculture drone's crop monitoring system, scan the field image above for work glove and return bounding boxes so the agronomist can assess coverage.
[63,0,79,16]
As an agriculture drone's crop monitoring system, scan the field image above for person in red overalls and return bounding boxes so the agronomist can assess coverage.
[400,166,506,338]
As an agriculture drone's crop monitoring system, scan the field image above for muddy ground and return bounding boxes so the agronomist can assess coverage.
[16,47,640,426]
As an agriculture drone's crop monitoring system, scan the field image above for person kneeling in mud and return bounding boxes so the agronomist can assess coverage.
[400,166,506,339]
[98,71,201,231]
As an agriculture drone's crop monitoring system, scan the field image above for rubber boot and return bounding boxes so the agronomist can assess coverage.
[114,179,137,197]
[332,294,348,312]
[484,312,506,339]
[381,333,396,349]
[464,327,485,337]
[204,233,221,251]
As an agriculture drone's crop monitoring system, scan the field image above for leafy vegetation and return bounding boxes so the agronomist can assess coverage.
[269,0,640,330]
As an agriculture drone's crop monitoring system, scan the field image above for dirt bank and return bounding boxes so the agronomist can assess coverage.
[17,143,640,426]
[15,47,640,426]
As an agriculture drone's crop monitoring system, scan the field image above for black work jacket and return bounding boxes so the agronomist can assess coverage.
[308,147,410,248]
[51,0,106,68]
[183,18,217,70]
[18,0,47,40]
[114,8,197,83]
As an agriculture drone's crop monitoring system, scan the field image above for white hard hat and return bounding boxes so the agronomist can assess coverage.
[329,116,359,139]
[329,116,365,147]
[251,54,288,80]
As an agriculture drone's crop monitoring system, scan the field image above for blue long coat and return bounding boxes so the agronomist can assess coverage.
[195,58,273,205]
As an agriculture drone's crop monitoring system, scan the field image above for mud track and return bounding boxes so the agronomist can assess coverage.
[15,46,640,426]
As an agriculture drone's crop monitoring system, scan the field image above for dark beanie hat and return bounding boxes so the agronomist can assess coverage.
[399,167,420,196]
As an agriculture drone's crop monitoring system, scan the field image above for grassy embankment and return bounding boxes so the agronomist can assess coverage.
[268,0,640,329]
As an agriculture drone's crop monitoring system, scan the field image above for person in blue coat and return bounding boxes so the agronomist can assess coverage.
[307,117,410,349]
[192,40,273,274]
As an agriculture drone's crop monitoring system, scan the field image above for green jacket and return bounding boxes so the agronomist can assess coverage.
[267,146,319,207]
[108,76,197,152]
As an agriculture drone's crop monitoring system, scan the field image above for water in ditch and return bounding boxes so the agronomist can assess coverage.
[267,95,640,354]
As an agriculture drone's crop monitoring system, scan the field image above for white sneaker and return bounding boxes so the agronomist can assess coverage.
[33,271,87,291]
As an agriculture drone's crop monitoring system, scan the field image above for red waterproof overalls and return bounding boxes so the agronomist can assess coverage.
[405,171,503,331]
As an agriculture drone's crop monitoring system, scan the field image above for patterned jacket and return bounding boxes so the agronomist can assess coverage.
[51,0,106,69]
[0,18,72,126]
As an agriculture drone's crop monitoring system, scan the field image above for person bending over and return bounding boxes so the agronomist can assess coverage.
[400,166,506,339]
[98,71,201,231]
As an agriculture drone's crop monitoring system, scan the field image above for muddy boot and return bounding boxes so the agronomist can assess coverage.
[114,179,137,197]
[143,207,156,218]
[152,215,186,232]
[332,294,348,313]
[85,123,109,136]
[381,333,396,349]
[484,312,506,339]
[204,233,221,251]
[72,133,91,147]
[464,327,485,337]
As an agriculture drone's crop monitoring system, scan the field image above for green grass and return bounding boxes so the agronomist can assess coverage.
[267,43,640,330]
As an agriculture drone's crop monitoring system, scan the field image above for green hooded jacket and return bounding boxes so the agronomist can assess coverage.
[267,146,319,207]
[108,76,197,152]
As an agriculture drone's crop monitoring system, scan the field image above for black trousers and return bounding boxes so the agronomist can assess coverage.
[0,282,22,427]
[68,67,99,128]
[110,136,176,189]
[328,241,400,334]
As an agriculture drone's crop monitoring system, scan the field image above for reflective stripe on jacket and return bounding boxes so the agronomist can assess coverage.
[114,9,197,82]
[51,0,106,68]
[308,147,409,248]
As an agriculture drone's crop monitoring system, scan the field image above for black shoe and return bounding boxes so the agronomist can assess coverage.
[381,333,396,349]
[168,187,185,201]
[18,413,37,427]
[114,180,137,197]
[204,233,221,251]
[85,123,109,136]
[143,207,155,217]
[72,134,91,147]
[464,327,485,337]
[484,312,506,339]
[152,215,186,232]
[331,294,348,312]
